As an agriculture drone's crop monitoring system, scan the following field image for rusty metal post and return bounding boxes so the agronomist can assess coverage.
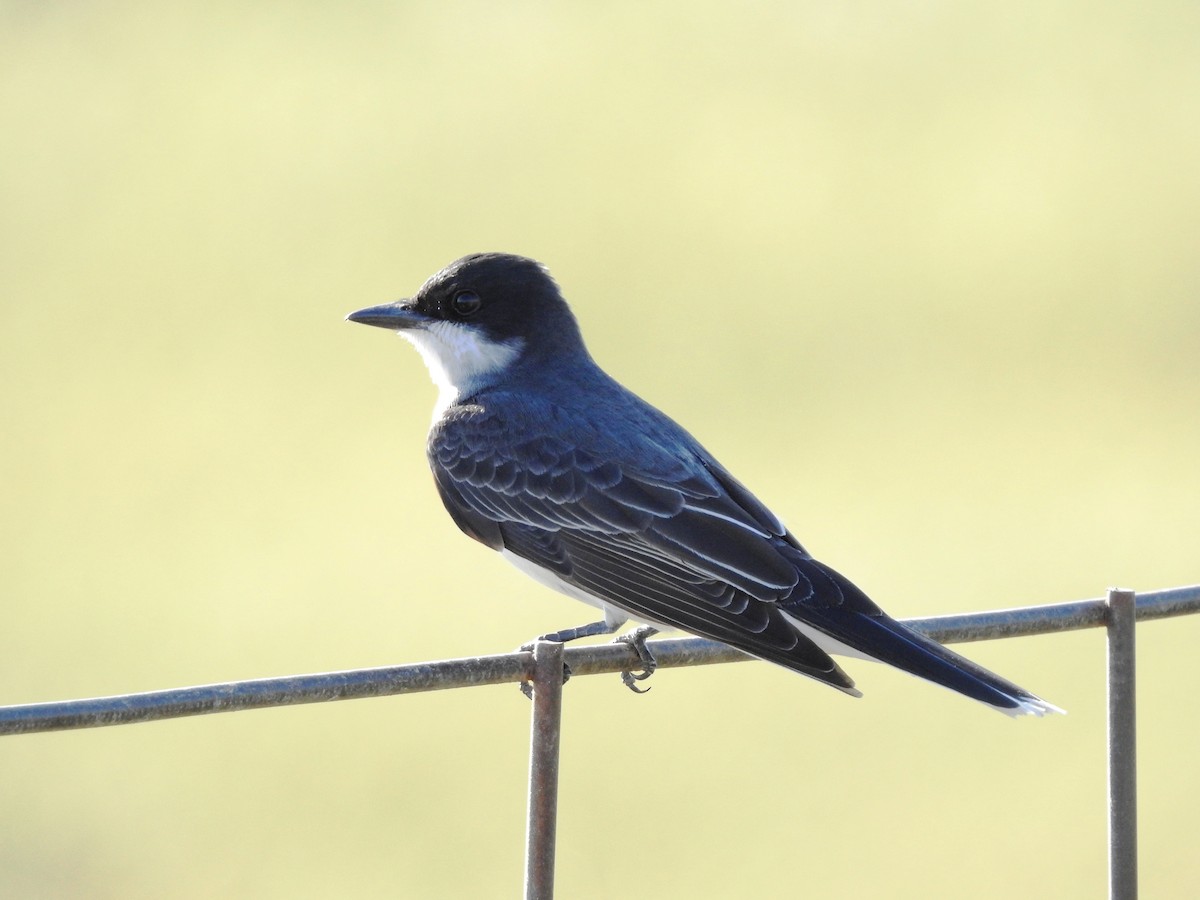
[1106,588,1137,900]
[524,640,565,900]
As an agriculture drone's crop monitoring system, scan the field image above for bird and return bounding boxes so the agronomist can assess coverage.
[347,252,1060,716]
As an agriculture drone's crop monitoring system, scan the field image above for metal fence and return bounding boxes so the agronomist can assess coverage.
[3,583,1199,899]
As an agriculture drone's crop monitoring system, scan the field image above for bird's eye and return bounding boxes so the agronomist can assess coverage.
[451,290,482,317]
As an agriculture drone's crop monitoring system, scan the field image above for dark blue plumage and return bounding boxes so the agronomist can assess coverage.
[348,253,1060,716]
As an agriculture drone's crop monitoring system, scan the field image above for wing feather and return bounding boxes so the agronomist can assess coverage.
[428,402,857,691]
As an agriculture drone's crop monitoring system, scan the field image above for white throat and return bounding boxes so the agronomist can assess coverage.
[400,321,523,421]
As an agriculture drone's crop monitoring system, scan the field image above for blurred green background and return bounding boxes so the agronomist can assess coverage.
[2,2,1198,897]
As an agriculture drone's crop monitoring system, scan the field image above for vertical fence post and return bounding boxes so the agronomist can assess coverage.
[524,640,565,900]
[1106,588,1137,900]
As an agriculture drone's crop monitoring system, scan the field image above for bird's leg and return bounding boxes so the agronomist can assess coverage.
[613,625,660,693]
[518,619,621,698]
[522,619,622,647]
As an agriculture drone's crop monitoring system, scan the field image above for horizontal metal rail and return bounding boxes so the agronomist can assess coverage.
[1,584,1197,737]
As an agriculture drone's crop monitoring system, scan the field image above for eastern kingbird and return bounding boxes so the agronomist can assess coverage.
[348,253,1059,716]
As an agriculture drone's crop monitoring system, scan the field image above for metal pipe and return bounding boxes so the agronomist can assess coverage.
[1107,588,1138,900]
[0,652,534,736]
[524,641,564,900]
[1,584,1197,736]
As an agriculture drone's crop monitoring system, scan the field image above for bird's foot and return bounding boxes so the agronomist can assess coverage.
[517,619,619,698]
[614,626,659,693]
[518,658,571,700]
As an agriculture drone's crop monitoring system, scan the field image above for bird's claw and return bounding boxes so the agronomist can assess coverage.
[614,626,658,694]
[518,651,571,699]
[620,669,652,693]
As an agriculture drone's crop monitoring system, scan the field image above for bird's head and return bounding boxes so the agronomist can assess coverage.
[347,253,586,411]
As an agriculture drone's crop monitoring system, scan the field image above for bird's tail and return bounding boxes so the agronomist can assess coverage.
[781,558,1063,717]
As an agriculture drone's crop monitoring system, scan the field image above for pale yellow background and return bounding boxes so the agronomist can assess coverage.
[2,2,1198,898]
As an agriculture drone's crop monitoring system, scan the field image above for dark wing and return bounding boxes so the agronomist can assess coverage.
[428,397,1059,714]
[428,400,857,693]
